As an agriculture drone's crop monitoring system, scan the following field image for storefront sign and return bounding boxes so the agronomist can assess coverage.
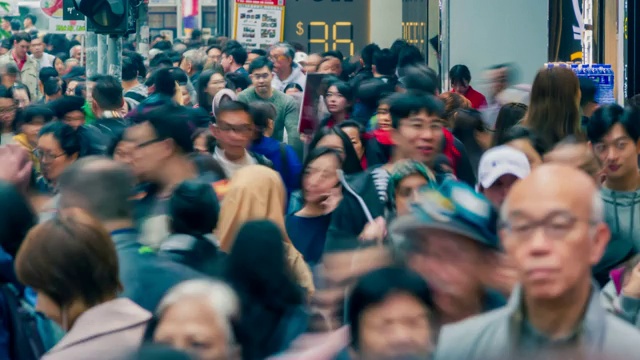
[233,0,285,50]
[41,0,86,34]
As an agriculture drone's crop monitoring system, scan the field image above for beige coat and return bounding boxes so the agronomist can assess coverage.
[42,298,151,360]
[0,50,39,99]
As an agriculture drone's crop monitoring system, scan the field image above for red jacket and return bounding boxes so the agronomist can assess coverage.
[454,86,487,109]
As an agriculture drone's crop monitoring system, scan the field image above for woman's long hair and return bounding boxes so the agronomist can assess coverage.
[492,102,528,147]
[196,65,224,114]
[223,220,303,359]
[308,126,363,174]
[522,67,582,146]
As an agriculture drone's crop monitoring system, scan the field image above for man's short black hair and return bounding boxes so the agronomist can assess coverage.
[360,43,380,68]
[225,72,251,91]
[250,49,267,57]
[12,32,31,44]
[43,77,64,96]
[149,53,173,69]
[25,14,37,25]
[587,104,640,143]
[10,19,20,32]
[579,77,598,107]
[121,56,139,81]
[372,48,395,76]
[449,64,471,84]
[248,56,273,74]
[16,105,54,129]
[169,67,189,86]
[149,68,177,97]
[388,92,444,129]
[216,100,252,123]
[92,75,124,110]
[347,267,436,350]
[134,104,195,154]
[207,44,221,54]
[223,45,248,67]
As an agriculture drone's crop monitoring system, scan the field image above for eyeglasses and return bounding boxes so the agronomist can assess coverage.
[251,73,271,80]
[210,80,227,86]
[135,137,165,149]
[34,148,65,162]
[269,54,288,62]
[215,123,254,135]
[325,91,345,99]
[0,104,17,113]
[500,211,597,241]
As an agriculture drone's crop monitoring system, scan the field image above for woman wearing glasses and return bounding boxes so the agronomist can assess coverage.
[35,121,82,194]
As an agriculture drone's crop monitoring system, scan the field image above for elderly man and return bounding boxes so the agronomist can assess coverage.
[435,164,640,360]
[179,49,206,84]
[70,45,82,62]
[269,42,306,92]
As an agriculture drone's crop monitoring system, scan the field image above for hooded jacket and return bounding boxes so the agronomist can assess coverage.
[216,165,314,294]
[595,188,640,285]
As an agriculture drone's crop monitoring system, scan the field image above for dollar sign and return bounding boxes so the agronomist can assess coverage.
[296,21,304,36]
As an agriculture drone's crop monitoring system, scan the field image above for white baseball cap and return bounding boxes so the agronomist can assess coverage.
[294,52,308,64]
[477,145,531,190]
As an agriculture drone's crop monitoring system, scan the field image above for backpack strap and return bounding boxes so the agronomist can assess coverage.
[124,91,147,104]
[279,142,290,185]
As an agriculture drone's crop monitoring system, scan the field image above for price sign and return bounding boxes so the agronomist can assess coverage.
[283,0,369,57]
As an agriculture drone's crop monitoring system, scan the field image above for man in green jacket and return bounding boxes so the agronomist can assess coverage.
[237,56,303,155]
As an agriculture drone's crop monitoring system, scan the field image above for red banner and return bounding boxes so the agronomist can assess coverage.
[236,0,285,5]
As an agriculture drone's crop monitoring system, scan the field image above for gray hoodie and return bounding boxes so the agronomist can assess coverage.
[595,188,640,284]
[602,188,640,248]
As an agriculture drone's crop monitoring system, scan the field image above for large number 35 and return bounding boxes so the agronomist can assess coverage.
[308,22,354,56]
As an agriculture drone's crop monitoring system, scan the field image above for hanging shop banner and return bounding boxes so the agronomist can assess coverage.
[41,0,86,34]
[233,0,285,51]
[183,0,200,38]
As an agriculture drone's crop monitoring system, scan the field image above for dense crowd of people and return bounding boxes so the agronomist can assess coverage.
[1,13,640,360]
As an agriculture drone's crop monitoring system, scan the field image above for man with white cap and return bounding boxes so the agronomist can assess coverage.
[477,145,531,208]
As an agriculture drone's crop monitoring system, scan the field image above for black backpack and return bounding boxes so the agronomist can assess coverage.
[0,284,64,360]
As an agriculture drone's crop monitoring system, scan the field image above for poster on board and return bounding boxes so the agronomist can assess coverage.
[41,0,86,34]
[233,0,285,51]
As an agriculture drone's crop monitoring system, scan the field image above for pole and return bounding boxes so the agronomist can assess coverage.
[85,32,98,79]
[136,1,150,63]
[107,35,123,80]
[97,34,109,74]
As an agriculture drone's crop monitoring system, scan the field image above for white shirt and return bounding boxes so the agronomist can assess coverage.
[31,53,56,69]
[213,147,256,178]
[271,64,307,92]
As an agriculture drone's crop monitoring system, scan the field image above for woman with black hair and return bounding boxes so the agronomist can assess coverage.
[496,125,547,169]
[451,108,493,174]
[35,121,82,194]
[492,102,528,147]
[196,66,226,115]
[320,80,354,128]
[159,179,225,277]
[308,126,362,175]
[286,147,343,265]
[223,220,307,360]
[0,181,39,360]
[13,105,54,175]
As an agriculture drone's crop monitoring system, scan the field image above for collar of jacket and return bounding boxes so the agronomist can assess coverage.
[46,298,150,354]
[506,281,606,353]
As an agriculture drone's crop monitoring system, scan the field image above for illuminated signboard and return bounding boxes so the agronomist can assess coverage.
[283,0,370,57]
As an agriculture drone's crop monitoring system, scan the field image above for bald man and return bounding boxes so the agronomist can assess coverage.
[435,164,640,360]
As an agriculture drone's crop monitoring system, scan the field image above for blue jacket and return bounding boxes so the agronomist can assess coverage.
[251,136,302,198]
[111,229,203,312]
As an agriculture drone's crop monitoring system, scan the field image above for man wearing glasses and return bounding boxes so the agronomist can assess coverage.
[268,42,306,92]
[237,56,303,155]
[436,164,640,359]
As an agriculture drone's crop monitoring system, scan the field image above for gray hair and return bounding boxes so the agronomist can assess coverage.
[270,42,295,59]
[182,49,207,72]
[500,191,604,225]
[157,280,240,345]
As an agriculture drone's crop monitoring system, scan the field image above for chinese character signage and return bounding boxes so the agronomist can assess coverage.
[41,0,86,34]
[233,0,285,50]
